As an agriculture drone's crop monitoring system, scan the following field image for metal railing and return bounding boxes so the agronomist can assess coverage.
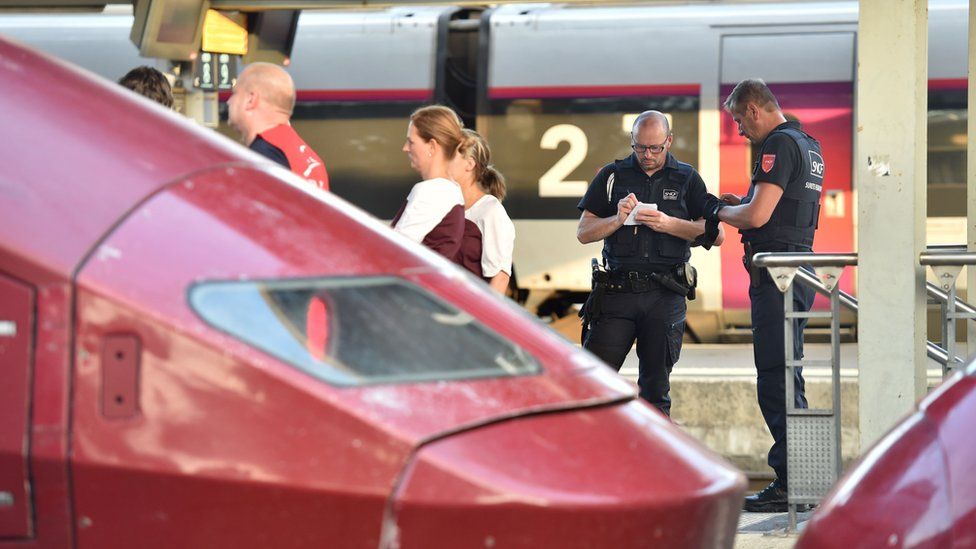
[752,252,850,530]
[920,250,976,375]
[748,248,976,529]
[793,261,954,365]
[761,252,970,366]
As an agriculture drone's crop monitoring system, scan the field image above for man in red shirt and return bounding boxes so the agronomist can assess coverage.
[228,62,329,190]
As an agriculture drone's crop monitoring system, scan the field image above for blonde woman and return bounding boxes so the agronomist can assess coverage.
[392,105,466,260]
[449,129,515,294]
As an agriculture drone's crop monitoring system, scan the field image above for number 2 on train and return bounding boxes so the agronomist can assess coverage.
[538,124,588,197]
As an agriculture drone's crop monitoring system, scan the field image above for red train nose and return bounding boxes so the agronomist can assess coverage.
[384,401,745,549]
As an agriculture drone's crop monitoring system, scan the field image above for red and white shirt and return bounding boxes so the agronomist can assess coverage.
[257,124,329,191]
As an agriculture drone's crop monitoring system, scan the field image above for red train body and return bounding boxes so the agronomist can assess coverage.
[0,37,744,548]
[797,363,976,549]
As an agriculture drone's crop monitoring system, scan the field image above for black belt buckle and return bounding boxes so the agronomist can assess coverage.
[628,271,650,293]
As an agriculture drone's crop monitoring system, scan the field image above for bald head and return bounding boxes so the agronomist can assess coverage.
[630,110,673,176]
[228,62,298,144]
[631,110,670,136]
[237,62,296,116]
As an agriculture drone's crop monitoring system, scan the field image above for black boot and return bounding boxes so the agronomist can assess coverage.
[743,479,788,512]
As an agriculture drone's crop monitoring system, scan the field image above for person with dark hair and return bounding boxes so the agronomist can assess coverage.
[227,62,329,190]
[450,129,515,294]
[392,105,466,260]
[702,78,825,512]
[577,110,723,417]
[118,65,173,108]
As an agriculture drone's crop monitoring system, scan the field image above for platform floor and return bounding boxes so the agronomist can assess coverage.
[735,509,813,548]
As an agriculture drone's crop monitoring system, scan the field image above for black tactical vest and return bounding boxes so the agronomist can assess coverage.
[741,125,824,249]
[603,155,695,271]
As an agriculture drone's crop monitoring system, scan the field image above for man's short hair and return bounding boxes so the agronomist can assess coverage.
[631,110,671,136]
[723,78,780,114]
[119,66,173,108]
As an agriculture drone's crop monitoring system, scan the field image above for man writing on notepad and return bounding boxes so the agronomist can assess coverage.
[576,110,723,417]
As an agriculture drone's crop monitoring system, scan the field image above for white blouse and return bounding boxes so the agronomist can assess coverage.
[466,194,515,277]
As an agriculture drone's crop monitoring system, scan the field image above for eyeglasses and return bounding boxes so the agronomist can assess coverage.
[632,137,670,155]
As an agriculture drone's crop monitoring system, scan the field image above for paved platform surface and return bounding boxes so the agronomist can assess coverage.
[734,510,812,548]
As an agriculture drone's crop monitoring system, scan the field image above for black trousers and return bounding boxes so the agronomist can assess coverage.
[583,288,686,416]
[749,266,814,484]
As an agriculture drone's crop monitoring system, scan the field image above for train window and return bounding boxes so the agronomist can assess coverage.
[485,94,699,219]
[928,89,967,217]
[189,277,540,386]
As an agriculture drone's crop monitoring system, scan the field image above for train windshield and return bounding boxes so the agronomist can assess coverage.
[189,276,540,386]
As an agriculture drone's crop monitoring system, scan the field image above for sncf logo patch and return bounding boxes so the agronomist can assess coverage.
[663,189,679,201]
[761,154,776,173]
[809,150,825,178]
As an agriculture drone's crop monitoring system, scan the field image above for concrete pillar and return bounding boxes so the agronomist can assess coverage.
[968,0,976,358]
[856,0,928,449]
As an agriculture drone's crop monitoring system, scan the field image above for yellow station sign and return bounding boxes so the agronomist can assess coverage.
[202,9,248,55]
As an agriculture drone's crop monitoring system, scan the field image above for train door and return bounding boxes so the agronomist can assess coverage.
[0,272,34,539]
[434,8,483,128]
[719,32,855,311]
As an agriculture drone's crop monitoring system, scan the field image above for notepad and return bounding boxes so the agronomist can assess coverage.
[624,202,657,225]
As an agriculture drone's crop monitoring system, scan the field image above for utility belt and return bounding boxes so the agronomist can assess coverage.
[606,269,657,292]
[605,270,662,293]
[743,241,811,288]
[580,259,697,341]
[605,265,697,298]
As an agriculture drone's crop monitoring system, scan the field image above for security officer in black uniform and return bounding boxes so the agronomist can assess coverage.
[577,110,724,417]
[702,79,824,512]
